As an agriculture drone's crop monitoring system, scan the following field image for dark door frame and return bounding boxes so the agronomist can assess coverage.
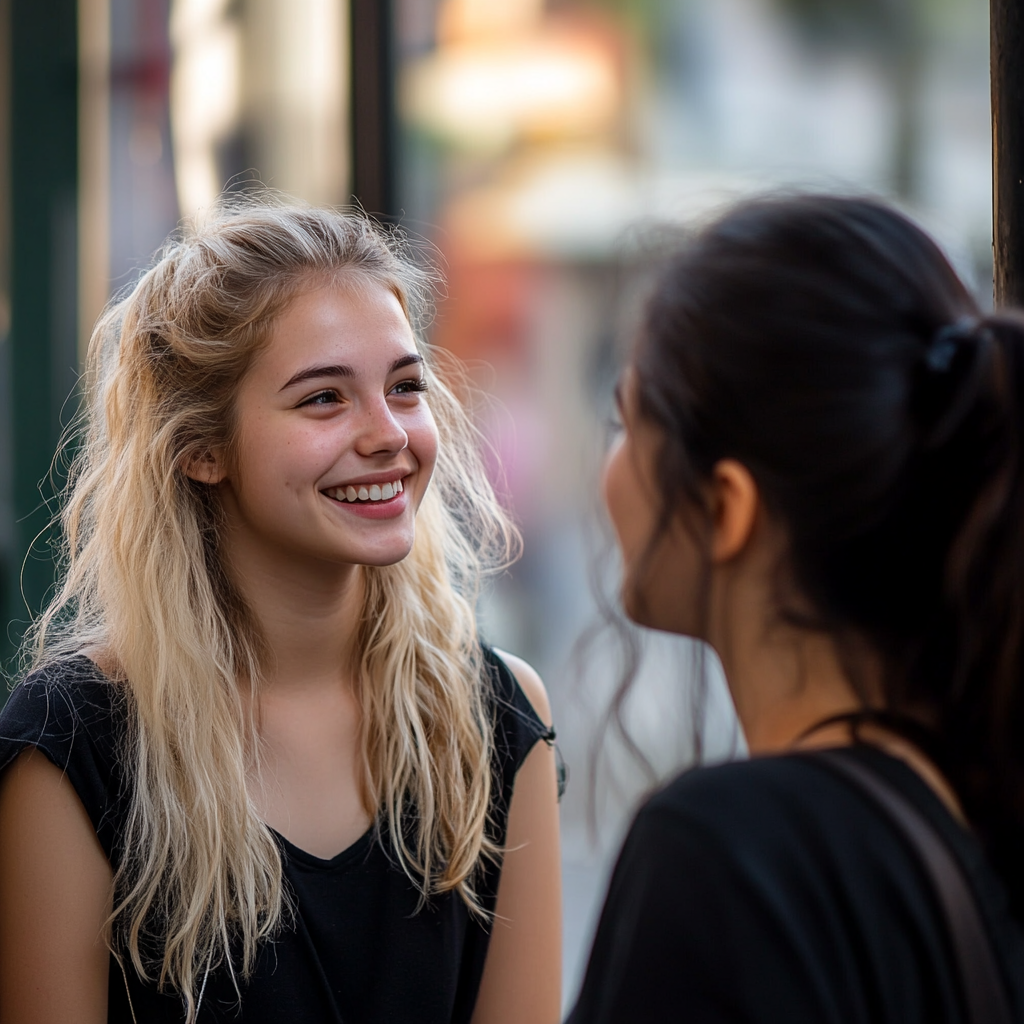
[349,0,396,222]
[991,0,1023,307]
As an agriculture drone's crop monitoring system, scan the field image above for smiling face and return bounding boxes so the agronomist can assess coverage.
[205,278,439,577]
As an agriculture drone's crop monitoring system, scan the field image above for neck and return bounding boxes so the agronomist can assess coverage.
[723,627,874,753]
[708,565,879,755]
[701,532,966,820]
[221,531,365,694]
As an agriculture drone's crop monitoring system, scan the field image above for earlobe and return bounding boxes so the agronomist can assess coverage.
[709,459,759,563]
[184,451,227,485]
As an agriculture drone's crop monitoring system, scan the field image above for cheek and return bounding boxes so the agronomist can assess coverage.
[409,409,440,485]
[602,436,646,561]
[236,419,293,484]
[603,435,695,630]
[230,410,325,507]
[632,516,710,635]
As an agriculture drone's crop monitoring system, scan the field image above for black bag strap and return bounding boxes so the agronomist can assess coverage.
[814,748,1013,1024]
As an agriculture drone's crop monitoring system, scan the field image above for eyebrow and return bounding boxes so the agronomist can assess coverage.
[279,353,423,391]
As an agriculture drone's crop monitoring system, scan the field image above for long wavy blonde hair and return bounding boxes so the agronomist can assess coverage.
[25,199,519,1019]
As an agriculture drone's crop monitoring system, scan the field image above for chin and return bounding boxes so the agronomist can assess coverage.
[346,540,417,568]
[358,552,414,569]
[620,584,653,628]
[621,582,699,637]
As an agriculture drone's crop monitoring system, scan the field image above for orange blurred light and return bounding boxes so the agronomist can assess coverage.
[402,23,620,149]
[437,0,546,44]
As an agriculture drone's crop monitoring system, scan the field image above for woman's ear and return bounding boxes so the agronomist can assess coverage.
[708,459,760,563]
[184,450,228,485]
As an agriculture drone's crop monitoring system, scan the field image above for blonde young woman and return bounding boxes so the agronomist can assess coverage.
[0,202,561,1024]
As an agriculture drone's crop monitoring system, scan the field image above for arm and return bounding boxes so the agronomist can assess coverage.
[471,652,562,1024]
[0,747,112,1024]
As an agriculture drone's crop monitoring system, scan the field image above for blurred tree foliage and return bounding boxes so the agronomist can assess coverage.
[775,0,928,199]
[577,0,983,201]
[776,0,907,44]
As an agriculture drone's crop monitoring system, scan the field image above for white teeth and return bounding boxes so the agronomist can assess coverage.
[329,479,404,503]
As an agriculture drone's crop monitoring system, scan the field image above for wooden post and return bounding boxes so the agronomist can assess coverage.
[992,0,1024,307]
[349,0,396,221]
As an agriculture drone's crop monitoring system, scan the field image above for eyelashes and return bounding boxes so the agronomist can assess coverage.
[391,378,429,395]
[300,390,341,407]
[298,378,429,408]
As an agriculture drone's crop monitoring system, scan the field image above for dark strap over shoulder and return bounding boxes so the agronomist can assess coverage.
[815,748,1012,1024]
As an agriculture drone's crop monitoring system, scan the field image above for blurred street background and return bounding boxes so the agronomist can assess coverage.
[0,0,995,1008]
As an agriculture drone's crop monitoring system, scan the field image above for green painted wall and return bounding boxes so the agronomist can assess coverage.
[5,0,79,673]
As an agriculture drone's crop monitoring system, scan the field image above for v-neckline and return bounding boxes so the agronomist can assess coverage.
[271,823,376,870]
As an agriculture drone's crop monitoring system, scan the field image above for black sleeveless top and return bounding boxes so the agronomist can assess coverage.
[568,747,1024,1024]
[0,649,551,1024]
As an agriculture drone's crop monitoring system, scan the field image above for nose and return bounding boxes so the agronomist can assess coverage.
[354,395,408,456]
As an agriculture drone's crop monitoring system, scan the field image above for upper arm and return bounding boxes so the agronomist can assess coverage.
[0,747,112,1024]
[472,654,561,1024]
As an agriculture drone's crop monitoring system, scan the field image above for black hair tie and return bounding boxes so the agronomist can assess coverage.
[926,317,983,373]
[919,317,995,447]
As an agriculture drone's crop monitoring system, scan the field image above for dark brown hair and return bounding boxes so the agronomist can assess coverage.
[634,193,1024,918]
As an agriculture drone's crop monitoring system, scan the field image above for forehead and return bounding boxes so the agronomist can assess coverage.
[257,278,416,375]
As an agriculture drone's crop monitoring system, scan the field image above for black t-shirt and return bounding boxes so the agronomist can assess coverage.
[0,649,551,1024]
[569,746,1024,1024]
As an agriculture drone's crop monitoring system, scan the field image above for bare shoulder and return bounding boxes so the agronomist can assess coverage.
[491,648,551,727]
[0,747,113,1023]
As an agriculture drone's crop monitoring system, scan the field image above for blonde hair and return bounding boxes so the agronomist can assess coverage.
[25,198,518,1019]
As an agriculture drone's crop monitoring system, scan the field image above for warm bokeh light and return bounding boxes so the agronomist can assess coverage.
[170,0,347,218]
[403,26,620,150]
[242,0,348,205]
[170,0,241,216]
[437,0,546,43]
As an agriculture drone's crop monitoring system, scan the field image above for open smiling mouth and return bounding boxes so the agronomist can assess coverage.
[323,478,405,504]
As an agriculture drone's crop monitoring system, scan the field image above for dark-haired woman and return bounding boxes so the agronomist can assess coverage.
[569,195,1024,1023]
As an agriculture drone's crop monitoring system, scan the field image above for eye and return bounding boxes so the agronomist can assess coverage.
[390,377,428,396]
[607,382,627,438]
[606,403,624,434]
[299,389,340,407]
[605,415,624,448]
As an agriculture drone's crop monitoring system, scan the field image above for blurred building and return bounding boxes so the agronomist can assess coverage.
[0,0,994,1007]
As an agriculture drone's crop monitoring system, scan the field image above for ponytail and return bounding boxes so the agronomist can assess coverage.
[929,314,1024,917]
